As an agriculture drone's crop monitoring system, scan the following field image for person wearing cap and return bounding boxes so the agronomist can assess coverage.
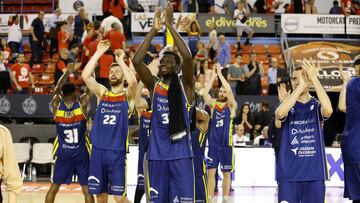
[0,125,23,202]
[339,55,360,203]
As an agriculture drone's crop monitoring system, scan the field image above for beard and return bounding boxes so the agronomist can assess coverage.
[219,97,228,102]
[110,78,122,87]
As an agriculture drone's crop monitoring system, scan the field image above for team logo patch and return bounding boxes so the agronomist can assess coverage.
[0,97,10,114]
[23,97,37,115]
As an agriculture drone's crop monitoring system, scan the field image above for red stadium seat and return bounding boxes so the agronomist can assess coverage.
[268,44,282,54]
[51,53,59,62]
[42,53,51,63]
[240,45,251,54]
[33,86,49,95]
[252,44,266,54]
[256,54,269,64]
[38,74,54,86]
[23,44,31,53]
[45,63,56,74]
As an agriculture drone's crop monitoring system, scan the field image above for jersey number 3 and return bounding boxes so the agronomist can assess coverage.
[103,115,116,125]
[64,129,79,144]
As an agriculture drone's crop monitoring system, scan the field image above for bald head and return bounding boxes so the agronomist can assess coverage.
[236,124,245,136]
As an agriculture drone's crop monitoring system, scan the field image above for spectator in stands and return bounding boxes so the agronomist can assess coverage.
[233,124,250,146]
[254,0,266,13]
[57,21,71,54]
[68,44,81,63]
[194,41,208,75]
[292,0,304,13]
[97,50,114,89]
[187,20,202,57]
[0,125,23,202]
[66,15,75,34]
[244,52,263,95]
[103,0,111,17]
[265,0,283,13]
[341,0,352,15]
[30,11,45,66]
[74,7,89,44]
[267,57,290,95]
[254,126,269,146]
[254,101,272,135]
[234,102,254,138]
[55,48,70,85]
[330,1,342,14]
[305,0,318,14]
[182,0,197,12]
[80,23,95,68]
[198,0,211,13]
[227,52,245,95]
[0,39,11,64]
[206,21,218,63]
[283,3,293,13]
[7,15,22,58]
[82,21,101,43]
[242,0,254,13]
[101,14,124,35]
[209,3,216,13]
[87,33,103,59]
[223,0,235,15]
[217,35,230,67]
[143,43,158,65]
[11,53,35,94]
[106,23,126,52]
[48,8,62,57]
[128,0,144,11]
[353,1,360,14]
[0,51,11,94]
[109,0,132,37]
[234,1,254,50]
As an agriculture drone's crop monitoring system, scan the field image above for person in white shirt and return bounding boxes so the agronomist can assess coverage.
[234,1,254,50]
[254,126,269,146]
[206,21,218,63]
[7,15,22,56]
[233,124,250,146]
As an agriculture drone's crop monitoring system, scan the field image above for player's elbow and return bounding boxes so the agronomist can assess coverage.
[322,107,333,118]
[338,105,346,113]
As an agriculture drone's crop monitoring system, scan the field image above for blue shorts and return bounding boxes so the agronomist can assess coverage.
[278,181,325,203]
[344,163,360,200]
[53,154,89,186]
[147,158,194,203]
[195,175,208,203]
[88,147,126,196]
[137,151,145,189]
[207,146,234,172]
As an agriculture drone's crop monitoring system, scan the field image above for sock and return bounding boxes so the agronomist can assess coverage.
[134,185,145,203]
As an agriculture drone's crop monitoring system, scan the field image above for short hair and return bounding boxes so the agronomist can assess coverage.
[235,51,242,58]
[333,0,339,6]
[61,83,76,97]
[162,51,181,65]
[70,44,80,50]
[261,101,270,109]
[94,20,101,30]
[110,62,120,69]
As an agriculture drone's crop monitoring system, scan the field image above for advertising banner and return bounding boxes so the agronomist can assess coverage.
[285,41,360,91]
[59,0,103,15]
[281,14,360,35]
[197,14,275,34]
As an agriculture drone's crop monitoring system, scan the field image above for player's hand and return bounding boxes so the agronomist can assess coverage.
[67,63,75,73]
[242,113,248,122]
[278,83,291,103]
[298,70,307,89]
[339,64,350,85]
[16,84,22,92]
[148,58,159,76]
[302,58,319,83]
[214,63,222,76]
[114,49,126,62]
[96,40,110,54]
[164,3,174,27]
[152,8,163,31]
[31,84,35,90]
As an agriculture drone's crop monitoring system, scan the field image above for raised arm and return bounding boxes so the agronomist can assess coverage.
[135,81,149,114]
[302,58,333,118]
[81,40,109,98]
[132,9,161,92]
[80,88,92,117]
[164,4,194,100]
[114,49,138,112]
[202,68,217,109]
[275,71,307,120]
[51,63,75,114]
[338,65,349,113]
[215,63,237,116]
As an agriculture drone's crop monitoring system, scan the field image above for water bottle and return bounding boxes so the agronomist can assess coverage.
[31,166,37,182]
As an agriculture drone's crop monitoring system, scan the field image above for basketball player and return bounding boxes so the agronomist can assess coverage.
[81,42,137,203]
[191,107,210,203]
[203,64,237,202]
[338,55,360,203]
[275,58,333,203]
[132,4,195,203]
[46,63,94,203]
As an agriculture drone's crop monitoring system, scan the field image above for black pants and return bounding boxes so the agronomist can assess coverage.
[30,41,42,66]
[8,41,20,55]
[268,84,278,95]
[0,71,11,94]
[49,38,58,57]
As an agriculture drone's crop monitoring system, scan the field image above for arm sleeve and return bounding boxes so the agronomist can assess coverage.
[1,127,23,195]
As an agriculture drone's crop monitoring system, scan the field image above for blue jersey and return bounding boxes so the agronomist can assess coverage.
[209,102,233,147]
[54,101,90,158]
[139,110,152,153]
[147,81,193,160]
[277,98,328,181]
[191,128,207,176]
[90,91,130,151]
[342,78,360,164]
